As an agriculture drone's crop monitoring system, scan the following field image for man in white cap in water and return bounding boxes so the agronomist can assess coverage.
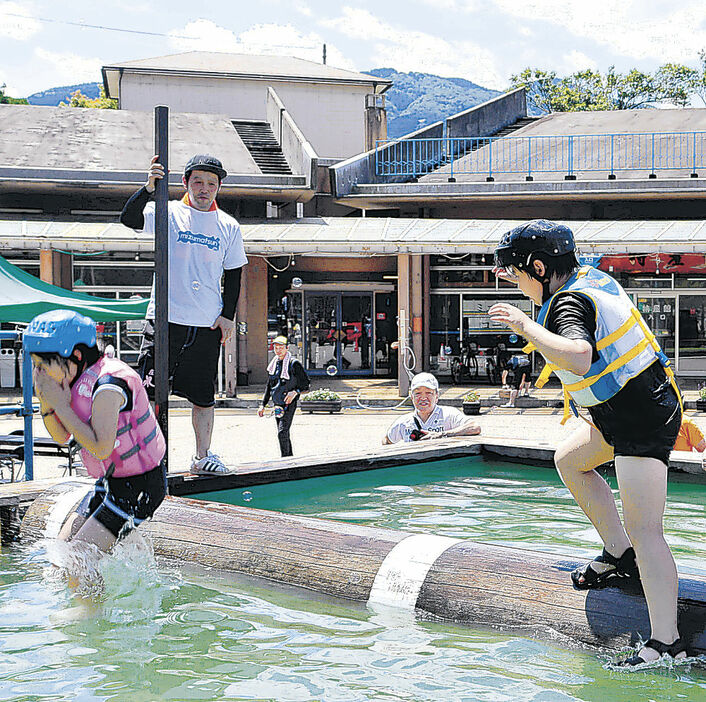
[383,372,481,444]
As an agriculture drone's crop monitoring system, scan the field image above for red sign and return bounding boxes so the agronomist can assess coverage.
[376,312,386,320]
[598,254,706,275]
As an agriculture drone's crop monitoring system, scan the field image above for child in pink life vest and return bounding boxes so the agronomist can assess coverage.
[26,310,167,552]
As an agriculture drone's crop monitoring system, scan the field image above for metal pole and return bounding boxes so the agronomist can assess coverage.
[154,105,169,468]
[21,343,33,480]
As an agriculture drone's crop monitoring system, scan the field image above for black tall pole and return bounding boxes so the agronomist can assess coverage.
[154,106,169,469]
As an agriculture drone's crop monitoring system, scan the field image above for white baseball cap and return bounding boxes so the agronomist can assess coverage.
[409,372,439,392]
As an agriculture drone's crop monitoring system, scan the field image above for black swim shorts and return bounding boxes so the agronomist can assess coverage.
[588,362,682,465]
[137,321,222,407]
[77,463,168,539]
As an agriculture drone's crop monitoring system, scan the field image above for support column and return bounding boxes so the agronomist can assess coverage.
[397,254,411,397]
[422,255,431,371]
[39,249,72,289]
[235,270,249,388]
[246,257,269,385]
[410,255,423,376]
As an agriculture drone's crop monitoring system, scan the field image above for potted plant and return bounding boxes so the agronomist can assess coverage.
[697,386,706,411]
[462,390,481,415]
[300,388,343,414]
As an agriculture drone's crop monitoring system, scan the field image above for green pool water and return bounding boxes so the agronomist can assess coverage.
[1,456,705,701]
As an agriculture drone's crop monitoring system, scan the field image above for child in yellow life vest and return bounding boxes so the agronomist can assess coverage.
[490,220,686,667]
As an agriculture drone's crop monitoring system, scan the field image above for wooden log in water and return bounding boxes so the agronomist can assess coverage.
[21,482,706,655]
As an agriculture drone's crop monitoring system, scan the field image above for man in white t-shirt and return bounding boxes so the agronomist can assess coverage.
[383,372,481,444]
[120,154,248,475]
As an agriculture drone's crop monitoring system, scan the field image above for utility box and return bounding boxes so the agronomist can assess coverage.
[0,348,15,388]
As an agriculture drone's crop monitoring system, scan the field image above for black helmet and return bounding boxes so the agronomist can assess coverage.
[494,219,575,273]
[184,154,227,181]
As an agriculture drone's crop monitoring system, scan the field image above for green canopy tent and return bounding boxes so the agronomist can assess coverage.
[0,254,149,481]
[0,254,149,323]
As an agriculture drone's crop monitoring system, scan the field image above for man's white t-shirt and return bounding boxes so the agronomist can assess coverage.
[142,199,248,326]
[386,404,466,443]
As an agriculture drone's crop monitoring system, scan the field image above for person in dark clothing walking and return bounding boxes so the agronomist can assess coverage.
[258,336,310,457]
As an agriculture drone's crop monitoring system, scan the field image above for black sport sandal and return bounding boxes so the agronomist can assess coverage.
[571,547,639,590]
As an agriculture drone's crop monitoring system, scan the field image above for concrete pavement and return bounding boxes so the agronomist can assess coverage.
[2,403,704,482]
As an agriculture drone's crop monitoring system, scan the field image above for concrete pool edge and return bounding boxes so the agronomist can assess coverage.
[168,437,706,497]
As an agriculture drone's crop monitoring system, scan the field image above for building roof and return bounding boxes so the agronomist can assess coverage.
[0,104,259,174]
[2,218,705,256]
[103,52,391,99]
[0,104,314,202]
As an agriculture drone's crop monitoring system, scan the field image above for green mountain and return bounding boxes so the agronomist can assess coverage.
[366,68,501,138]
[27,82,100,106]
[26,70,502,138]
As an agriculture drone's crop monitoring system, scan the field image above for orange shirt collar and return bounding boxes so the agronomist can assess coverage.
[181,193,218,211]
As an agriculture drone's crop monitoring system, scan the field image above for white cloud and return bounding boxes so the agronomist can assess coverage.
[563,50,598,73]
[0,1,41,40]
[168,19,355,71]
[492,0,706,64]
[34,48,103,86]
[320,7,505,87]
[169,19,239,50]
[295,3,313,17]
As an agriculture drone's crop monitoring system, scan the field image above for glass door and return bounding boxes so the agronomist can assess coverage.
[305,294,338,373]
[636,295,676,361]
[305,292,374,375]
[341,294,372,373]
[678,294,706,374]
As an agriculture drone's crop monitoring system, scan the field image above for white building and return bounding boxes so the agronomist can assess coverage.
[102,52,391,160]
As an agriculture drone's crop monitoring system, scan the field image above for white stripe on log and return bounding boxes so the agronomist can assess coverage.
[368,534,461,609]
[42,484,91,538]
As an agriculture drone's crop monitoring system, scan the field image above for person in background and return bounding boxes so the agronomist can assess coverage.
[258,336,310,457]
[384,372,481,444]
[502,353,530,408]
[673,416,706,468]
[120,154,247,476]
[491,219,686,667]
[26,310,166,553]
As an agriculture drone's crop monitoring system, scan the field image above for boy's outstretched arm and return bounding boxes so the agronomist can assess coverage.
[489,303,592,376]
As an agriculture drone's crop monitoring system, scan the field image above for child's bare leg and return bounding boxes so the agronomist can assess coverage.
[555,423,632,576]
[616,455,682,661]
[58,512,86,541]
[72,516,117,553]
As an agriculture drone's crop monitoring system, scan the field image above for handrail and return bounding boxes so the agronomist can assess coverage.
[375,131,706,181]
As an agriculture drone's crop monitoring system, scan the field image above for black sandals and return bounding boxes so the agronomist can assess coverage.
[618,637,688,667]
[571,546,639,590]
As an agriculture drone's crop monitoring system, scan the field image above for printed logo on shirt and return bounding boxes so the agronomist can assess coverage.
[176,230,220,251]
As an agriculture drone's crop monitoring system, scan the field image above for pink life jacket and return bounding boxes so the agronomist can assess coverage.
[70,356,166,479]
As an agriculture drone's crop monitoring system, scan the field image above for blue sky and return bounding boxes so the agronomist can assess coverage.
[2,0,706,97]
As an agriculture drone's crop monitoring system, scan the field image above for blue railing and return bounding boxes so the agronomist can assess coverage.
[375,132,706,181]
[0,331,35,480]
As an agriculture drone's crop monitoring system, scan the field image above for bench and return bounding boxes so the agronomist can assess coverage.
[0,430,81,482]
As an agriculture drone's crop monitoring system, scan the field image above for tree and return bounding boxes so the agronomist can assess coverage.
[655,63,698,108]
[509,68,559,114]
[60,86,117,109]
[509,63,698,113]
[691,50,706,107]
[0,84,28,105]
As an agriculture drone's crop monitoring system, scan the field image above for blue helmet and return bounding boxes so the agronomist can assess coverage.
[24,310,97,357]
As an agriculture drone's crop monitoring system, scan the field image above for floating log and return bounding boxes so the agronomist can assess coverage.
[21,481,706,655]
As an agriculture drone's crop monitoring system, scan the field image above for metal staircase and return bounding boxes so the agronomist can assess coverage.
[232,120,292,175]
[491,116,539,138]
